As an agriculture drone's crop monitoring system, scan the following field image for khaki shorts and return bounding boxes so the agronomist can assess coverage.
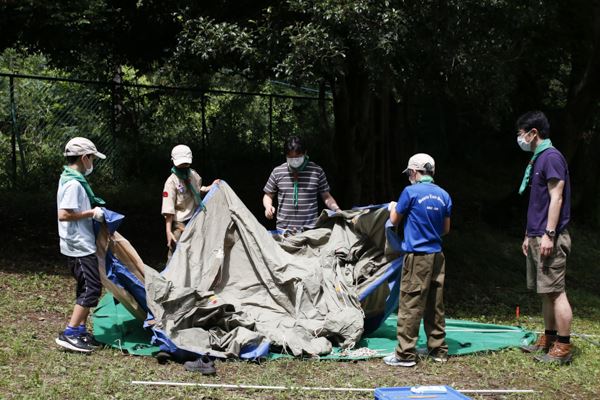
[526,230,571,293]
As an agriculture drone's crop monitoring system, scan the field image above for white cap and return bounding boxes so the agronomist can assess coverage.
[64,137,106,159]
[403,153,435,174]
[171,144,193,166]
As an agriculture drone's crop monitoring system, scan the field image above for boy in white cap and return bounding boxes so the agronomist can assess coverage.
[383,153,452,367]
[56,137,107,352]
[161,144,219,260]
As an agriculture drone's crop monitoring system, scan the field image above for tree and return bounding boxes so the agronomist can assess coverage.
[4,0,600,222]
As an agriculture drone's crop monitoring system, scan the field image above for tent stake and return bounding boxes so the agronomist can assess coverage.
[131,381,537,395]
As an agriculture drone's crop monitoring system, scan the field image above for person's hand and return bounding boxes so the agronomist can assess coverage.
[92,207,105,222]
[265,205,276,219]
[203,179,221,192]
[540,234,554,258]
[521,236,529,256]
[166,231,178,249]
[387,201,397,213]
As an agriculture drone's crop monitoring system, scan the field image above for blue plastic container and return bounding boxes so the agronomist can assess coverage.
[374,386,471,400]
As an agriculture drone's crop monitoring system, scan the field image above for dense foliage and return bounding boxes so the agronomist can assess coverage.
[1,0,599,221]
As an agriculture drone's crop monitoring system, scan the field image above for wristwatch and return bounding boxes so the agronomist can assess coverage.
[544,229,556,238]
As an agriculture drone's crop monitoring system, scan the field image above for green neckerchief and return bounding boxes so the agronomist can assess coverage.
[288,155,310,208]
[60,166,105,206]
[418,175,435,184]
[519,139,553,195]
[171,166,206,211]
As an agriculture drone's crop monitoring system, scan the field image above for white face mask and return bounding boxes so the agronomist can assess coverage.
[517,130,534,152]
[287,156,305,169]
[405,170,416,185]
[83,155,94,176]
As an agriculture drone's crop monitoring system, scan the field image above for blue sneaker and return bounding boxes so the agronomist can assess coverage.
[383,354,417,367]
[55,332,94,353]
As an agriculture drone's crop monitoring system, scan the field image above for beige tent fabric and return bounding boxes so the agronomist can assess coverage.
[96,225,148,321]
[145,183,399,358]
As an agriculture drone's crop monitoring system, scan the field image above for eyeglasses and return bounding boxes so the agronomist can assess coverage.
[516,129,533,136]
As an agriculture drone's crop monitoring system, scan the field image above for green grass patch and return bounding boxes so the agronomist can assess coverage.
[1,194,599,399]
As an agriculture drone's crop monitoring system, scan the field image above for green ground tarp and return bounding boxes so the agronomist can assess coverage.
[93,294,158,356]
[93,293,535,359]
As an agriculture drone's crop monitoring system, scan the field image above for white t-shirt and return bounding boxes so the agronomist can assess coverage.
[57,179,96,257]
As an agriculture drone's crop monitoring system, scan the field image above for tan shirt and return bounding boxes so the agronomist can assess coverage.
[161,169,203,222]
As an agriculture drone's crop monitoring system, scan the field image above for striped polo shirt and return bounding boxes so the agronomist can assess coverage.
[263,161,331,229]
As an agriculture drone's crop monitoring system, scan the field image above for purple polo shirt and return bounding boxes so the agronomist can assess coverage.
[526,148,571,237]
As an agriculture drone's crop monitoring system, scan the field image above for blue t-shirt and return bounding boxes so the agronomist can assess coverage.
[395,182,452,253]
[527,148,571,236]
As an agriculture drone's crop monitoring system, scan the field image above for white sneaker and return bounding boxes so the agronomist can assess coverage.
[383,354,417,367]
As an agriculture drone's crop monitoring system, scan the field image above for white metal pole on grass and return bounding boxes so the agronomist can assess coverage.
[459,389,537,394]
[131,381,373,392]
[131,381,537,395]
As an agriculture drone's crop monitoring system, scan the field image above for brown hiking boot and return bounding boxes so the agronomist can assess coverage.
[534,342,573,365]
[520,334,556,353]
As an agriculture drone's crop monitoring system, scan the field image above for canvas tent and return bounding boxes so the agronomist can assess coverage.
[94,182,404,358]
[93,182,534,359]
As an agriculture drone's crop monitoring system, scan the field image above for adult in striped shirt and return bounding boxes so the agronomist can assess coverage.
[263,136,341,231]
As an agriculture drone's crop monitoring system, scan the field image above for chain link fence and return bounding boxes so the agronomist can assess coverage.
[0,73,334,203]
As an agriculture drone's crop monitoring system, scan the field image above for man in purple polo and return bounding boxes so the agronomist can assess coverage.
[516,111,573,364]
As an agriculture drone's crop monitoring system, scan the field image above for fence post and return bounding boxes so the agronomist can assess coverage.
[200,92,208,171]
[269,95,273,162]
[9,76,17,188]
[109,81,117,177]
[201,92,208,148]
[110,81,116,141]
[200,92,208,148]
[10,75,27,184]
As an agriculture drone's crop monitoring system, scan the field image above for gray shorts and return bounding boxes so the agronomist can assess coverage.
[526,230,571,294]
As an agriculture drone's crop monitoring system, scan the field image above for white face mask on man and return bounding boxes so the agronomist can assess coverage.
[287,156,305,169]
[517,130,535,152]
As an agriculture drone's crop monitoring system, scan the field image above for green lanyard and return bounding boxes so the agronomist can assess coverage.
[519,139,553,195]
[289,156,310,208]
[171,167,206,211]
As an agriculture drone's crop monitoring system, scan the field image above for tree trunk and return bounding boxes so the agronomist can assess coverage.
[561,1,600,221]
[330,68,373,206]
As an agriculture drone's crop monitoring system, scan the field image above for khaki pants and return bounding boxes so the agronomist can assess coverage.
[167,221,187,261]
[396,252,447,361]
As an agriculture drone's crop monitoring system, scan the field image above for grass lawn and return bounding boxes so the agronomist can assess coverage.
[1,191,599,399]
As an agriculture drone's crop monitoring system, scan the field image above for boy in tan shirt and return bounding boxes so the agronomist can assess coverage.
[161,144,219,259]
